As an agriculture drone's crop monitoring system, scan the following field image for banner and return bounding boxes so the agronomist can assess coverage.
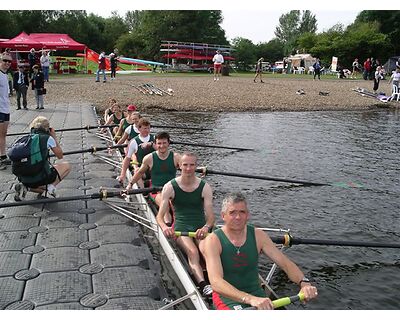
[331,56,338,71]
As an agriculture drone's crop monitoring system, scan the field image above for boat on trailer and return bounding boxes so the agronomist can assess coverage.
[94,108,295,310]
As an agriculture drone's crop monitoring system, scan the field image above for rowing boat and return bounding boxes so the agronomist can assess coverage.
[95,108,297,310]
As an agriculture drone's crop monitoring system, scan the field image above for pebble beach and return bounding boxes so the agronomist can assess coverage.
[16,73,397,113]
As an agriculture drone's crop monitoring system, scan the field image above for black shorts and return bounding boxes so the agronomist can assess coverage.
[0,112,10,123]
[23,167,59,188]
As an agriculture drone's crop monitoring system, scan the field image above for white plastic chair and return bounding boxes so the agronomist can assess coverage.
[307,66,314,75]
[391,85,400,102]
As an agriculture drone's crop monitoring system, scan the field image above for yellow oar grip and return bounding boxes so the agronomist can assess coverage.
[272,292,305,309]
[174,231,209,238]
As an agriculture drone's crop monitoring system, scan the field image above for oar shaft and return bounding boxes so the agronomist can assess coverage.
[271,235,400,249]
[0,187,161,209]
[50,144,128,157]
[200,169,326,186]
[7,125,118,137]
[152,125,211,131]
[172,141,254,151]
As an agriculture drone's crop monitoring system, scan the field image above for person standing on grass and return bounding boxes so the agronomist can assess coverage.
[213,50,224,81]
[254,58,264,83]
[0,52,13,170]
[40,50,50,82]
[96,51,107,83]
[110,48,119,80]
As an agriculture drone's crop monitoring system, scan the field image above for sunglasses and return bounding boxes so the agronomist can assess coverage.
[2,59,12,63]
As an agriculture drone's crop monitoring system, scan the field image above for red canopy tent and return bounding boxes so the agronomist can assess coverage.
[29,33,86,50]
[0,32,42,49]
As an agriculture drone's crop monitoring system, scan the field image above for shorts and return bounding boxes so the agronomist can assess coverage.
[0,112,10,123]
[214,64,222,72]
[23,167,59,188]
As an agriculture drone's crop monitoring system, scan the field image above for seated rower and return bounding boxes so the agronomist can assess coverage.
[157,152,215,297]
[118,117,154,188]
[204,192,318,310]
[13,116,71,201]
[116,108,141,145]
[103,98,117,124]
[102,103,123,135]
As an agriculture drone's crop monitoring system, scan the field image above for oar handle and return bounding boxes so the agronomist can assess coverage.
[272,292,305,309]
[245,292,305,310]
[174,231,209,237]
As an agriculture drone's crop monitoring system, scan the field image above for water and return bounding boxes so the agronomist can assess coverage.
[145,109,400,310]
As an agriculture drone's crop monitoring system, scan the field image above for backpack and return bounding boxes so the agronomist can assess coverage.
[7,133,49,177]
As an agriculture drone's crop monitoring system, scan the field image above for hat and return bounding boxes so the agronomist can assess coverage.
[1,53,12,61]
[32,64,39,69]
[127,104,137,111]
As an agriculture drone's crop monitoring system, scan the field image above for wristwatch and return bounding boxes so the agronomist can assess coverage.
[299,277,310,285]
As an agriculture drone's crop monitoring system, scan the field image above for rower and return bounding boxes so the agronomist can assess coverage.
[203,192,318,310]
[103,98,117,123]
[125,131,180,223]
[115,108,141,145]
[157,152,215,297]
[118,117,154,188]
[103,103,123,135]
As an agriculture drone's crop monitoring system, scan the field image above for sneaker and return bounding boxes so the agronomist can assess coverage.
[202,284,213,297]
[14,183,28,201]
[46,185,57,198]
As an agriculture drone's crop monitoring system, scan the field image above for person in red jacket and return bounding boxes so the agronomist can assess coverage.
[363,58,371,80]
[96,51,107,83]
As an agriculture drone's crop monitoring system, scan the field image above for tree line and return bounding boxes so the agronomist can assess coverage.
[0,10,398,70]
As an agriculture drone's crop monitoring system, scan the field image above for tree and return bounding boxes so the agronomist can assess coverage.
[275,10,317,55]
[231,37,257,71]
[256,39,284,63]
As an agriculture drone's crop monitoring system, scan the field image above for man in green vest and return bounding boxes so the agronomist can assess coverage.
[118,117,154,188]
[157,152,215,296]
[125,131,180,224]
[204,192,318,310]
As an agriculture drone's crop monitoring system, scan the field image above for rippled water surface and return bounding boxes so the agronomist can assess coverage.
[145,109,400,310]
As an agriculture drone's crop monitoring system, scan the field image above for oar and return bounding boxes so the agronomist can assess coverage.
[152,125,212,131]
[271,234,400,249]
[245,292,305,310]
[196,168,327,186]
[0,187,162,209]
[7,124,120,137]
[171,141,254,151]
[49,144,128,157]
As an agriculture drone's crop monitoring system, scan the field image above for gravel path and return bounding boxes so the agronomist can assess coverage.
[28,73,397,113]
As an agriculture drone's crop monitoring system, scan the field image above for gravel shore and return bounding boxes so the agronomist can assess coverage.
[31,73,397,113]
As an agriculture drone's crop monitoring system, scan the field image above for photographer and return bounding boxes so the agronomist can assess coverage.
[13,116,71,201]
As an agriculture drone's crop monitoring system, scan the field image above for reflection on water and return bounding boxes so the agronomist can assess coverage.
[145,109,400,310]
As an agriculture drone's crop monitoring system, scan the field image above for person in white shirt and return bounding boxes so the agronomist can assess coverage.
[0,52,12,170]
[40,50,50,82]
[212,50,224,81]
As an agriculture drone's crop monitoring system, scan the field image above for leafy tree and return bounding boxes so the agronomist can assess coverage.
[275,10,317,55]
[231,37,257,70]
[255,39,284,63]
[355,10,400,55]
